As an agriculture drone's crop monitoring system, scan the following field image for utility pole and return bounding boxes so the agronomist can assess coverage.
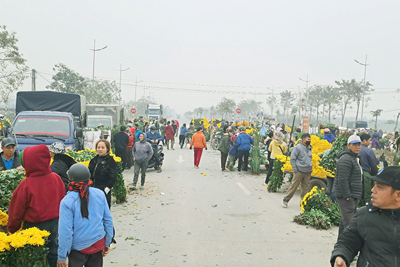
[299,74,310,120]
[119,64,130,91]
[354,55,369,121]
[90,39,108,87]
[31,69,36,91]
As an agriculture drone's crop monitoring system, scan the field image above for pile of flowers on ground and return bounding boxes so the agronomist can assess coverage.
[0,227,50,266]
[293,186,341,230]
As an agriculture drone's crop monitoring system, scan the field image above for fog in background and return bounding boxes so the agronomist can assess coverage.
[2,1,400,123]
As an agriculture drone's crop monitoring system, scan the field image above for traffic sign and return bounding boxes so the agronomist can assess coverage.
[236,108,242,114]
[131,108,136,114]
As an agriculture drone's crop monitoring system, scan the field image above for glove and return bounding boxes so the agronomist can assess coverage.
[205,148,207,150]
[104,187,110,194]
[190,147,192,150]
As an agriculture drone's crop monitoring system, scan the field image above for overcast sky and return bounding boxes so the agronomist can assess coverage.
[2,1,400,120]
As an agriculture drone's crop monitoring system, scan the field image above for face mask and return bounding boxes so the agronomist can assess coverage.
[305,141,311,146]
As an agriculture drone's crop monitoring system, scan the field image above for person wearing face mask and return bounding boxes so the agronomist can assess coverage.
[282,133,313,208]
[334,134,363,237]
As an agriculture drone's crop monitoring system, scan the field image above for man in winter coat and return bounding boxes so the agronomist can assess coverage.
[190,127,207,168]
[146,125,164,173]
[8,144,65,267]
[164,121,175,150]
[113,126,129,169]
[331,166,400,267]
[334,134,363,236]
[218,129,233,172]
[0,137,24,171]
[131,133,153,190]
[57,163,113,267]
[235,126,254,174]
[283,133,312,208]
[358,133,378,206]
[179,123,191,149]
[49,142,77,192]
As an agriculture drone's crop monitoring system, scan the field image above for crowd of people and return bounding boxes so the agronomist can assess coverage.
[4,114,400,266]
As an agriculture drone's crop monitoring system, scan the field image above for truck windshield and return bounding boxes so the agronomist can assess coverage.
[87,118,112,128]
[148,109,160,115]
[13,116,70,137]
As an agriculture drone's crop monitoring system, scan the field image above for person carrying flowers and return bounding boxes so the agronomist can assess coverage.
[57,163,114,267]
[8,144,65,267]
[266,132,287,184]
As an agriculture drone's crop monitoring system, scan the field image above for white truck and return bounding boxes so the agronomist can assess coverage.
[84,104,125,149]
[146,104,163,120]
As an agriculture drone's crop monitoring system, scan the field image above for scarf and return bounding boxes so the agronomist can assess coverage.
[68,179,93,219]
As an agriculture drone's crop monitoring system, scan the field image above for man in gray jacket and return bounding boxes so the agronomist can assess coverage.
[130,133,153,191]
[283,133,312,207]
[334,134,363,236]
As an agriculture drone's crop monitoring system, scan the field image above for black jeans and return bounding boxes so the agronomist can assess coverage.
[115,148,128,169]
[237,150,250,171]
[265,158,274,184]
[179,135,185,148]
[337,197,358,237]
[24,218,59,267]
[68,250,103,267]
[220,152,228,170]
[133,161,148,187]
[126,147,133,168]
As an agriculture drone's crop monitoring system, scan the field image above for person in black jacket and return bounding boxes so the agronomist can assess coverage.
[49,142,77,192]
[331,166,400,267]
[88,139,118,209]
[0,138,24,171]
[334,134,363,236]
[113,125,129,169]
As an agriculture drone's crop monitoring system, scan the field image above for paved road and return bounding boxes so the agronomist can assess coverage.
[105,142,338,267]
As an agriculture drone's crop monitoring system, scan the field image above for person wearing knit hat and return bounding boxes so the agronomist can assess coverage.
[57,163,114,267]
[49,142,77,192]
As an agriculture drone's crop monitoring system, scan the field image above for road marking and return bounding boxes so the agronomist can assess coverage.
[236,182,251,195]
[177,155,185,163]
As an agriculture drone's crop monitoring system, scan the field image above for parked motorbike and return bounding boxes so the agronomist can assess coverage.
[147,143,165,170]
[211,131,223,150]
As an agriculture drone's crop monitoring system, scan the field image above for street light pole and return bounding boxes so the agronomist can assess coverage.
[90,39,108,87]
[119,64,130,91]
[354,55,369,121]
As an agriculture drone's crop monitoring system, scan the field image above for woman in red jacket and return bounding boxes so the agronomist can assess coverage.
[164,121,175,150]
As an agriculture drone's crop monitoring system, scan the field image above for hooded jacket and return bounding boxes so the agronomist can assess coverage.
[7,145,65,233]
[331,203,400,267]
[88,154,118,190]
[290,142,313,173]
[133,133,154,164]
[50,153,77,192]
[334,148,363,199]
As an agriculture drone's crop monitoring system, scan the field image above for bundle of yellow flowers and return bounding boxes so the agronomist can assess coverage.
[243,121,249,127]
[277,153,326,178]
[300,186,319,213]
[310,135,332,155]
[245,128,255,135]
[0,227,50,266]
[0,210,8,226]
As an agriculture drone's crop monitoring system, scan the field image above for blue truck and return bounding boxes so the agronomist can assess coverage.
[9,91,87,151]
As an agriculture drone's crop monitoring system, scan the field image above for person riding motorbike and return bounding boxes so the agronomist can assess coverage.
[145,126,164,173]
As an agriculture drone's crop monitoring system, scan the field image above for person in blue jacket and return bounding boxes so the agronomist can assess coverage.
[235,126,254,174]
[134,124,142,143]
[179,123,191,149]
[57,163,113,267]
[323,128,336,144]
[146,125,164,173]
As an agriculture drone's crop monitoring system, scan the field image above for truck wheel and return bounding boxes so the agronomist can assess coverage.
[211,139,219,150]
[310,178,328,194]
